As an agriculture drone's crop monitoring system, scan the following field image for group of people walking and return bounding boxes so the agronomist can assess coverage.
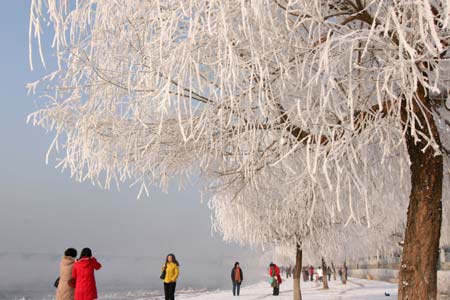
[302,265,330,282]
[280,266,292,278]
[301,264,347,283]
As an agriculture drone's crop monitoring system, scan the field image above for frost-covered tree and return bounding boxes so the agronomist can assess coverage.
[210,169,319,300]
[29,1,450,299]
[209,155,408,298]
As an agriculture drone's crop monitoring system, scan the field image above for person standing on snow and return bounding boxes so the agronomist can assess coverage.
[302,267,308,282]
[327,266,332,281]
[269,263,282,296]
[308,265,314,281]
[316,266,323,282]
[55,248,77,300]
[285,266,291,278]
[231,262,243,296]
[72,248,102,300]
[161,253,180,300]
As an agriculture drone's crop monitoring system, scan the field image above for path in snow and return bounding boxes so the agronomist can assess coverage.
[150,277,398,300]
[179,278,397,300]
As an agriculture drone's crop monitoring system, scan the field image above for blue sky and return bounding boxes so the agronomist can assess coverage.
[0,2,260,293]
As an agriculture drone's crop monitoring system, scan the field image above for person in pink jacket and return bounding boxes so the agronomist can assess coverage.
[55,248,77,300]
[72,248,102,300]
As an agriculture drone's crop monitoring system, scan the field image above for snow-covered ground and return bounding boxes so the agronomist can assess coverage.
[99,278,398,300]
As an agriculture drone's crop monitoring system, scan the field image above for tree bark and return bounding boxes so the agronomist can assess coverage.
[398,89,443,300]
[331,261,336,281]
[342,261,347,284]
[293,243,302,300]
[322,257,329,289]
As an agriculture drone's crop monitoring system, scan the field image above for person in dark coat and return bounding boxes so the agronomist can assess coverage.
[231,262,243,296]
[72,248,102,300]
[285,266,291,278]
[302,267,309,282]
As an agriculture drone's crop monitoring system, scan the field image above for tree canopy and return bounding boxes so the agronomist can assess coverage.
[29,1,450,298]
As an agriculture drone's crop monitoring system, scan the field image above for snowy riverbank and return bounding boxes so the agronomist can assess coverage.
[97,277,398,300]
[6,277,397,300]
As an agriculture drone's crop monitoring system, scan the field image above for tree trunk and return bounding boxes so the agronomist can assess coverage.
[293,243,302,300]
[398,89,443,300]
[322,257,329,289]
[342,261,347,284]
[331,261,336,281]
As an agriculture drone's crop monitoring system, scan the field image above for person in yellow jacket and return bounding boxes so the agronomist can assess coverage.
[161,253,180,300]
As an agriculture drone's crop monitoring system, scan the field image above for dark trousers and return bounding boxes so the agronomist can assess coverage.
[232,282,241,296]
[273,287,279,296]
[164,282,176,300]
[310,274,313,281]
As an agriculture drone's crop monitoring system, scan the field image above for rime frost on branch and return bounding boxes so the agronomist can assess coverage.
[29,0,450,253]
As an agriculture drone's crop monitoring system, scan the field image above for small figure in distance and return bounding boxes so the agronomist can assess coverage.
[309,265,314,282]
[161,253,180,300]
[231,262,243,296]
[56,248,77,300]
[316,266,323,282]
[285,265,291,279]
[72,248,102,300]
[302,266,309,282]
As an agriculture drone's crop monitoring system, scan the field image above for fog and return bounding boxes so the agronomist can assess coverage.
[0,250,265,297]
[0,139,264,297]
[0,3,265,299]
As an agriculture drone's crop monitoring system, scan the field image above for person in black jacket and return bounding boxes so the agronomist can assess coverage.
[231,262,243,296]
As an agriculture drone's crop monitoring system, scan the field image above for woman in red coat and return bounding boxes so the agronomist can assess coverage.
[269,263,282,296]
[72,248,102,300]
